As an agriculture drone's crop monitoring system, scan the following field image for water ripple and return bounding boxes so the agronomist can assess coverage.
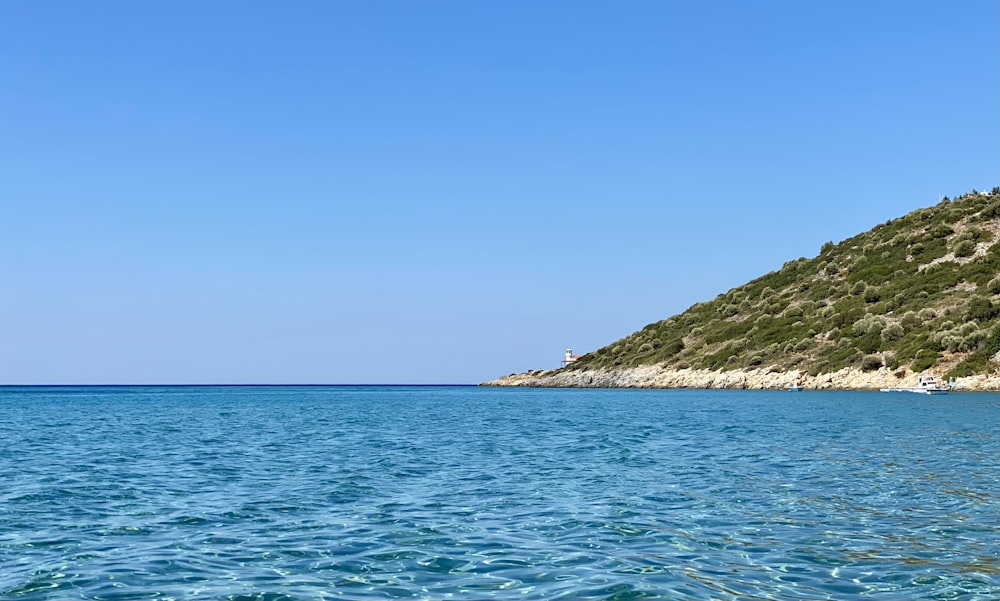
[0,386,997,600]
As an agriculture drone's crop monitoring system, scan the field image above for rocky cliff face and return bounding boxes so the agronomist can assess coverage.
[482,362,1000,391]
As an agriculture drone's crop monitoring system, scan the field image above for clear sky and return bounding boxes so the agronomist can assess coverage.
[2,1,997,384]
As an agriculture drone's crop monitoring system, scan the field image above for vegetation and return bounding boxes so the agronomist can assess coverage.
[567,189,1000,377]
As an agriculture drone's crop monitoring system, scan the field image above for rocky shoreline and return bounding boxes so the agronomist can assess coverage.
[481,364,1000,391]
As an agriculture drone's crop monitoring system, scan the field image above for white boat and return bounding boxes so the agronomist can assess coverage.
[880,375,949,395]
[913,375,950,394]
[786,384,804,391]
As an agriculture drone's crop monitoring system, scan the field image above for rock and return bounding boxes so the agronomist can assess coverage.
[481,364,1000,391]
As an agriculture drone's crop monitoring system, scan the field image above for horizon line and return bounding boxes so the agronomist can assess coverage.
[0,383,480,388]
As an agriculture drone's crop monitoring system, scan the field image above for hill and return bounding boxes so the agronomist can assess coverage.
[485,189,1000,390]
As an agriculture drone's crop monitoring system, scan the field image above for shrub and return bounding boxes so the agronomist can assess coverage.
[851,281,867,296]
[953,240,976,258]
[940,334,962,352]
[959,322,979,337]
[820,241,834,254]
[881,323,905,342]
[662,339,684,355]
[863,286,882,303]
[959,228,993,244]
[988,277,1000,295]
[943,208,964,223]
[979,200,1000,220]
[918,308,936,321]
[900,311,921,329]
[855,330,882,353]
[987,324,1000,357]
[946,352,990,379]
[718,304,739,317]
[927,224,954,239]
[783,304,804,318]
[966,297,999,322]
[961,329,988,352]
[853,315,886,336]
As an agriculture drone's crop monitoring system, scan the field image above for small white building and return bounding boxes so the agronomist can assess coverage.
[561,348,583,367]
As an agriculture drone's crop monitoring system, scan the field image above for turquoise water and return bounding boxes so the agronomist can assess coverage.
[1,386,997,600]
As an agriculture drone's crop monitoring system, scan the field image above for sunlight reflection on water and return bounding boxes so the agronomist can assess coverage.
[0,386,997,600]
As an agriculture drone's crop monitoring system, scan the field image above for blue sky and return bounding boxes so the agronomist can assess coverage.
[1,1,997,384]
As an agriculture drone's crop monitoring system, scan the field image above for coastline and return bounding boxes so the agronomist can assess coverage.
[481,365,1000,391]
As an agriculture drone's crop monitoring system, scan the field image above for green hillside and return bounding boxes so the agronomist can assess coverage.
[568,189,1000,381]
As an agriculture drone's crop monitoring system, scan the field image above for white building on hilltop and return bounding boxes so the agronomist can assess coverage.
[561,348,583,367]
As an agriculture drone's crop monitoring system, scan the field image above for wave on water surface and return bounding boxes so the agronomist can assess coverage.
[0,385,997,600]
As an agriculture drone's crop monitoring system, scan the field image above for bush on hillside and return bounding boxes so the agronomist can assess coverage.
[953,240,976,258]
[881,323,905,342]
[900,311,921,329]
[947,352,991,379]
[963,329,989,352]
[927,224,954,239]
[853,315,886,336]
[987,323,1000,357]
[861,354,882,371]
[967,297,999,322]
[988,277,1000,295]
[980,200,1000,220]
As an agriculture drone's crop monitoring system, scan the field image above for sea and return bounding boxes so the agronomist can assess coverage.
[1,385,997,600]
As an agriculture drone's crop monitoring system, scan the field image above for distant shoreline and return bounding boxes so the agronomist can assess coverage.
[0,383,479,388]
[482,365,1000,392]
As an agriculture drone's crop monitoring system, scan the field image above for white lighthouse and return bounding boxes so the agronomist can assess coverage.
[561,348,582,367]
